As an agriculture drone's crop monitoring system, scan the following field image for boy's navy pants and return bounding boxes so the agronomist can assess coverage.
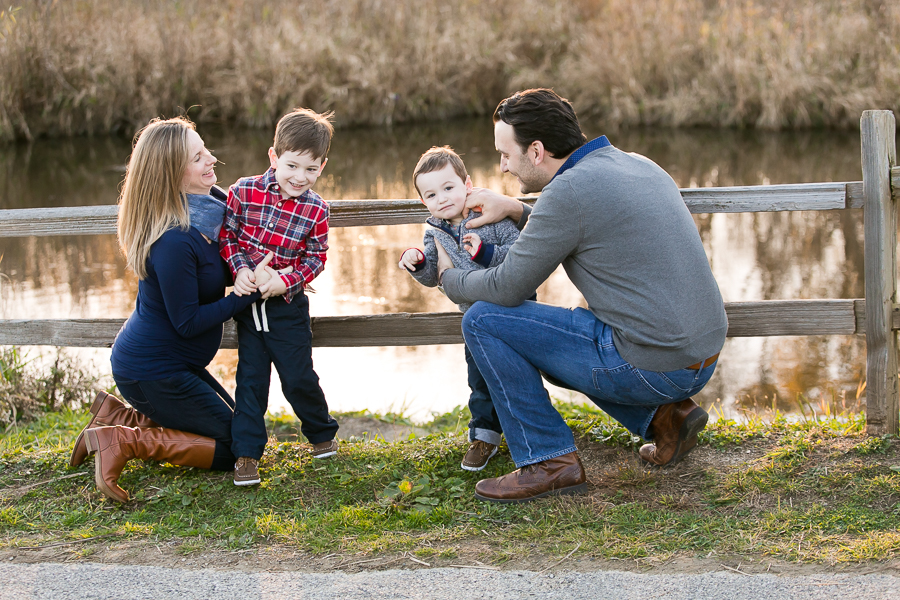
[231,293,338,460]
[465,343,503,446]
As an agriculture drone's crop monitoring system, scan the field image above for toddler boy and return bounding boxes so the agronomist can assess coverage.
[220,108,339,486]
[399,146,528,471]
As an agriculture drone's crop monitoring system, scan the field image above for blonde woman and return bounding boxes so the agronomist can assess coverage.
[70,117,269,502]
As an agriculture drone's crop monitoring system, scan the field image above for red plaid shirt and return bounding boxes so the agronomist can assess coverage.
[219,168,328,303]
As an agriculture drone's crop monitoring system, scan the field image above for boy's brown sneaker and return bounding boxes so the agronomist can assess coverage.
[461,440,498,472]
[310,439,338,459]
[234,457,260,486]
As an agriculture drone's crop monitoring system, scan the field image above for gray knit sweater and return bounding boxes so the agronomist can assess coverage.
[442,144,728,372]
[408,211,523,312]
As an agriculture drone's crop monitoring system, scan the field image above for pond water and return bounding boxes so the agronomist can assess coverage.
[0,118,879,422]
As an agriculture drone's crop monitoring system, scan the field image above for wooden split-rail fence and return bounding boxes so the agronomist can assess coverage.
[1,111,898,435]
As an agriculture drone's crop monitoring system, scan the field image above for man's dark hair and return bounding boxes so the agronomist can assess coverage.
[492,88,586,158]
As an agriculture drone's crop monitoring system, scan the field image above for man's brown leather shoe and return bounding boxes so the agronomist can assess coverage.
[474,451,587,504]
[639,397,708,466]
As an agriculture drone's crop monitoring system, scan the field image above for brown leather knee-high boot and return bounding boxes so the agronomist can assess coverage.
[70,391,159,467]
[83,425,216,503]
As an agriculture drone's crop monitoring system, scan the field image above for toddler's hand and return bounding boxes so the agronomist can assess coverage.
[398,248,424,271]
[234,268,257,296]
[462,233,482,257]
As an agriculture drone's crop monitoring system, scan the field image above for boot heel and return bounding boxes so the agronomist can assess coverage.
[680,407,709,441]
[84,428,100,454]
[89,392,111,416]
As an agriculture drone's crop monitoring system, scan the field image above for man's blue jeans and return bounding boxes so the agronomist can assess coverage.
[461,301,717,468]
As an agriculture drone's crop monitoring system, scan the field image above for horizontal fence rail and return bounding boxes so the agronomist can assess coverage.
[0,117,897,434]
[0,300,896,349]
[2,171,898,238]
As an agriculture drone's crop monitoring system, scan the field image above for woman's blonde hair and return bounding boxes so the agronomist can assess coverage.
[117,117,194,279]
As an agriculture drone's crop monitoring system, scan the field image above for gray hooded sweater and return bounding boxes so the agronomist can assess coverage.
[442,143,728,372]
[408,211,525,312]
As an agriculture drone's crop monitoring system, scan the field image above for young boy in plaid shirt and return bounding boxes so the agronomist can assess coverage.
[220,108,339,486]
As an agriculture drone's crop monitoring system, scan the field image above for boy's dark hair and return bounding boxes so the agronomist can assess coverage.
[492,88,586,158]
[412,146,468,197]
[273,108,335,159]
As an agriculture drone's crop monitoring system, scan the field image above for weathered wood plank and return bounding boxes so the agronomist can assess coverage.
[329,200,431,227]
[861,110,899,436]
[723,300,858,337]
[0,319,125,348]
[0,205,119,237]
[0,299,876,349]
[227,312,466,348]
[0,182,866,238]
[679,182,850,213]
[0,314,468,348]
[846,181,865,209]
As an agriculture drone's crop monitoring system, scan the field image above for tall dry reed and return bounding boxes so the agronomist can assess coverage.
[0,0,898,141]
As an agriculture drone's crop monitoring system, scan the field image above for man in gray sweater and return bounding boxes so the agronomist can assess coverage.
[435,89,728,503]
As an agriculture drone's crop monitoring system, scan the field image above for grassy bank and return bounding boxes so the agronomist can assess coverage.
[1,0,898,141]
[0,403,897,569]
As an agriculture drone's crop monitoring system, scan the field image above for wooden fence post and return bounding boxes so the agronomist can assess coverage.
[862,110,899,435]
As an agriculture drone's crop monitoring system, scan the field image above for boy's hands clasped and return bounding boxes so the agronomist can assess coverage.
[234,252,293,299]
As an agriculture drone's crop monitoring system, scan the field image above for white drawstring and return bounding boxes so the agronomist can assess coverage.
[250,300,270,332]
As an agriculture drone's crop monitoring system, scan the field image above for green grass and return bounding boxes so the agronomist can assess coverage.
[0,403,897,566]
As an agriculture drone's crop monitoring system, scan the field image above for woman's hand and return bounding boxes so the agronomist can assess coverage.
[234,268,256,296]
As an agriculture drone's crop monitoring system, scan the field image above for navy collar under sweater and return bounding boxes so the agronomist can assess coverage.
[186,185,227,241]
[425,212,478,247]
[550,136,611,183]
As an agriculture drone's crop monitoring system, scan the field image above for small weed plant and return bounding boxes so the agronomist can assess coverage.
[0,347,100,429]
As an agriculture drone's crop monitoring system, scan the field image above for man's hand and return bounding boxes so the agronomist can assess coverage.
[398,248,424,271]
[252,252,275,287]
[462,233,482,258]
[259,273,288,299]
[435,240,454,285]
[464,187,524,229]
[234,268,257,296]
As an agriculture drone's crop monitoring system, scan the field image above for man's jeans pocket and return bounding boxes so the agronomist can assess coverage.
[592,365,701,405]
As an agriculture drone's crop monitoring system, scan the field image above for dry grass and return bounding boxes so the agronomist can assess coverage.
[1,0,898,141]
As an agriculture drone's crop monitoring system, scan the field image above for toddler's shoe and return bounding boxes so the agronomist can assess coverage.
[310,439,338,459]
[234,457,260,486]
[461,440,498,471]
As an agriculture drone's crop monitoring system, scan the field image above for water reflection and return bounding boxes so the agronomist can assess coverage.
[0,119,882,421]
